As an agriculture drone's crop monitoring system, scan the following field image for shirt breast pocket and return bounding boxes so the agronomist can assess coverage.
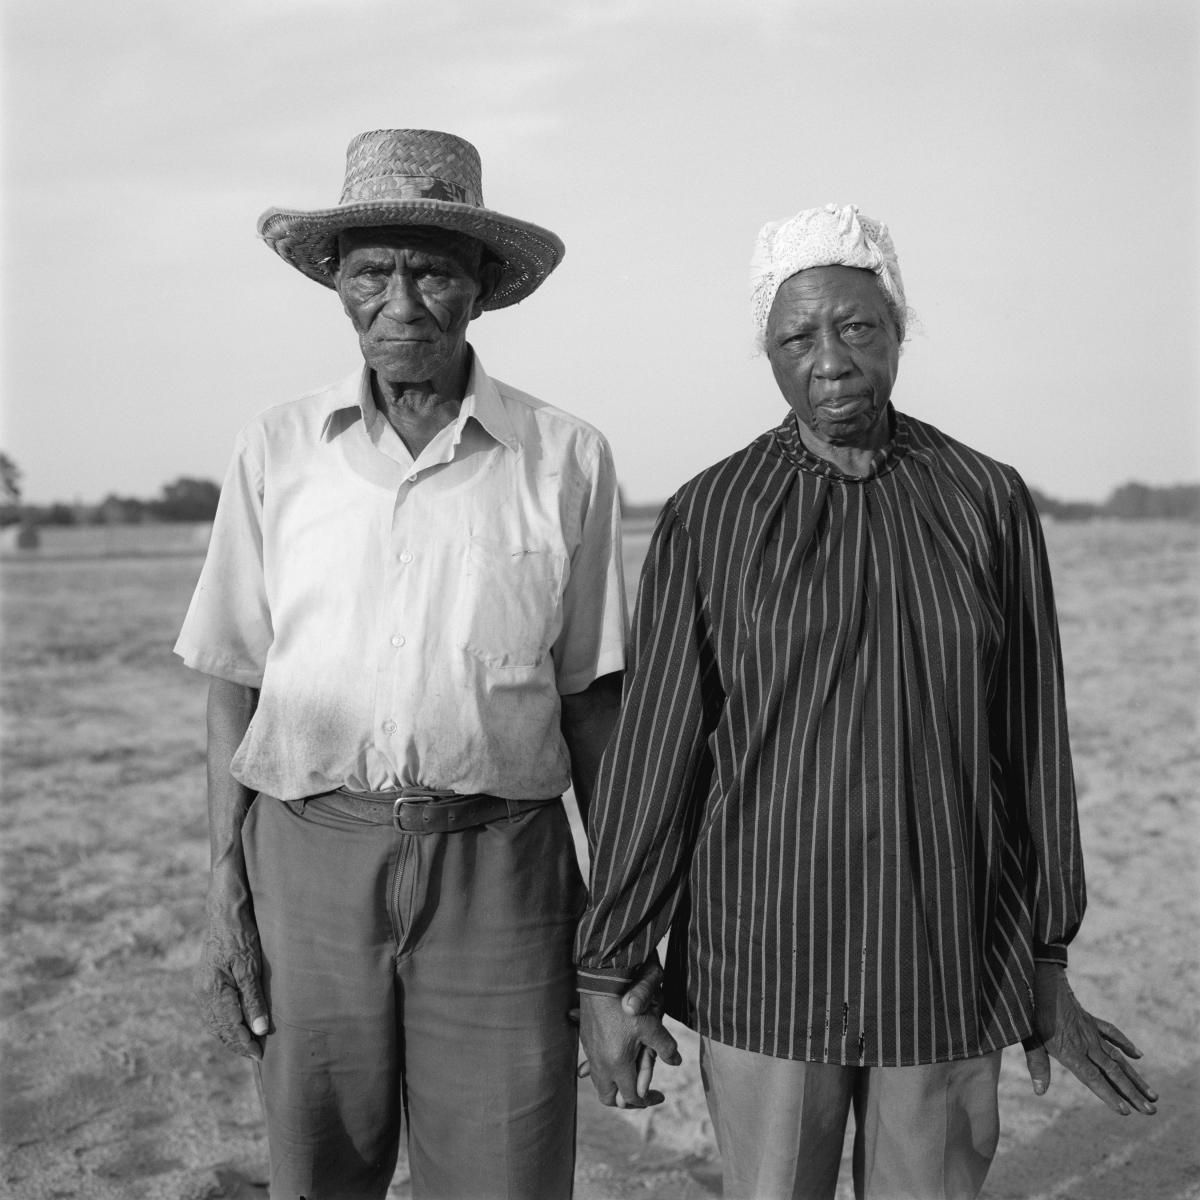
[458,536,566,669]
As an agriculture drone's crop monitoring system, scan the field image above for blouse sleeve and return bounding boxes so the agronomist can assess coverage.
[574,499,719,993]
[993,474,1086,965]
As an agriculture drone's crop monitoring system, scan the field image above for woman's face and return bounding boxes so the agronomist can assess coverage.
[764,265,900,450]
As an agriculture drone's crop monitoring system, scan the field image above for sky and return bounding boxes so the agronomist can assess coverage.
[1,0,1197,506]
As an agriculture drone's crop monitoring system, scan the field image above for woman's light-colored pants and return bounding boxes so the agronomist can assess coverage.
[701,1036,1003,1200]
[243,792,584,1200]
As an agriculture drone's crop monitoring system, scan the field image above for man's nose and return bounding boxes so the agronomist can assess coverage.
[813,332,852,377]
[381,274,426,321]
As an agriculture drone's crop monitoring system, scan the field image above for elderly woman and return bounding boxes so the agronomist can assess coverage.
[575,206,1157,1200]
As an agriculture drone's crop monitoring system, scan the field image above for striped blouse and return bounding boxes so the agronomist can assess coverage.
[575,408,1086,1067]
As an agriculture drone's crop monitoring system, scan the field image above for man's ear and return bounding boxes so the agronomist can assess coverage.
[472,258,504,315]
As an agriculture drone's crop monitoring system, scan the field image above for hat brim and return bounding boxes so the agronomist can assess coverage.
[257,200,565,309]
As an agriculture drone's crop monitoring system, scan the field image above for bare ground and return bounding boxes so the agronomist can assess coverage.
[1,519,1197,1199]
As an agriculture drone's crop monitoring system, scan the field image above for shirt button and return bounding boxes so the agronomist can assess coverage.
[382,719,397,734]
[391,634,406,647]
[399,551,414,564]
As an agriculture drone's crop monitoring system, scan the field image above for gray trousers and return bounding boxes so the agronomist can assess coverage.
[701,1036,1003,1200]
[243,792,584,1200]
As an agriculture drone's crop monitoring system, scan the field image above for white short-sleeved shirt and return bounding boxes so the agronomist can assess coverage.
[175,352,627,801]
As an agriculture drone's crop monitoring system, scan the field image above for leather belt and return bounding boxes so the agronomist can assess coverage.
[327,786,560,834]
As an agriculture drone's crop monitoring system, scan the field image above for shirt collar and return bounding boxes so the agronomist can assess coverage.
[319,347,519,453]
[773,404,910,481]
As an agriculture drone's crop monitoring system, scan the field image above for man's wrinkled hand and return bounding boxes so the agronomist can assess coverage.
[1022,963,1157,1116]
[579,990,681,1109]
[194,918,270,1061]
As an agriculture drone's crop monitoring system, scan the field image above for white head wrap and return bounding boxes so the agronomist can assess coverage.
[749,203,906,345]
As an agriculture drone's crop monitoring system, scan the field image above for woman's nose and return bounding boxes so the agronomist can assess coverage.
[813,332,851,377]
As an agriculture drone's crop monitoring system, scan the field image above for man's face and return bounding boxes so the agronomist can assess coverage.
[764,265,900,448]
[334,226,493,385]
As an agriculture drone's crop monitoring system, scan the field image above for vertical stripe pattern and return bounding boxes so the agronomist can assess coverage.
[575,408,1086,1066]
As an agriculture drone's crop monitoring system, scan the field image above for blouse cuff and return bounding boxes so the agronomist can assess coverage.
[1033,942,1069,968]
[575,966,638,997]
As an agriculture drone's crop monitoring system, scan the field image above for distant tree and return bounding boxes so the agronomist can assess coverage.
[1030,481,1200,522]
[95,494,149,525]
[0,452,23,526]
[17,502,76,527]
[0,452,21,505]
[44,503,77,526]
[1026,486,1100,522]
[152,477,221,522]
[1105,482,1200,521]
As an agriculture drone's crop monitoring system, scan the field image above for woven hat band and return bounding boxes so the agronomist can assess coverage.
[340,129,484,208]
[340,174,478,205]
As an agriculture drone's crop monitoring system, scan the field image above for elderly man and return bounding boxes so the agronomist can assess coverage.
[575,205,1157,1200]
[176,129,630,1200]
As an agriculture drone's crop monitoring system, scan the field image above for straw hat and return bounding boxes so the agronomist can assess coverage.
[257,129,565,309]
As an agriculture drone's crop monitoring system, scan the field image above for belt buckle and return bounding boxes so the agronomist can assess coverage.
[392,792,439,833]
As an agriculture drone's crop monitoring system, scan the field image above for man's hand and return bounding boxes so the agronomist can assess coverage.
[579,989,682,1109]
[195,879,270,1061]
[1022,962,1157,1116]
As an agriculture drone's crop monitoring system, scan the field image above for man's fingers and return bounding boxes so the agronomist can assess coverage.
[197,945,268,1059]
[612,1060,650,1108]
[589,1061,647,1109]
[229,952,269,1036]
[1023,1041,1051,1096]
[204,978,264,1060]
[636,1046,655,1098]
[577,1059,591,1079]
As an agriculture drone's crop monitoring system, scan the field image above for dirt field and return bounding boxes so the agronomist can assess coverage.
[1,519,1197,1199]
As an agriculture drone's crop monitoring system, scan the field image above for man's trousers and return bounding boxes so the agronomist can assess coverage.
[701,1036,1003,1200]
[242,791,585,1200]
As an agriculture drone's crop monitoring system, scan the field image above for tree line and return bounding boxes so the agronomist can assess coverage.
[1027,482,1200,522]
[0,454,221,527]
[2,454,1197,528]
